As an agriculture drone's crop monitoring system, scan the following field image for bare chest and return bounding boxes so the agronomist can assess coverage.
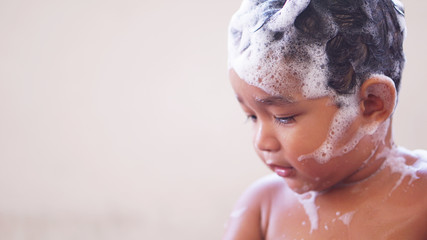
[263,190,427,240]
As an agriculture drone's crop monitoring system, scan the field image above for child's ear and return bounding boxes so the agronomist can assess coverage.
[359,75,397,122]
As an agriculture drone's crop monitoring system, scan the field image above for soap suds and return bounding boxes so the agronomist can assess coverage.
[228,0,406,100]
[380,147,425,194]
[392,0,407,38]
[298,96,359,163]
[337,211,355,226]
[298,101,390,164]
[228,0,333,99]
[295,191,319,233]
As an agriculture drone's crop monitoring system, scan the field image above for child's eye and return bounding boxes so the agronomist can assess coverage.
[246,115,257,123]
[274,116,295,125]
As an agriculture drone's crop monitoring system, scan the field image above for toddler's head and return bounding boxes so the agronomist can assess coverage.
[228,0,406,99]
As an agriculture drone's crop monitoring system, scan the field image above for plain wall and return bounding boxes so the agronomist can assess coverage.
[0,0,425,239]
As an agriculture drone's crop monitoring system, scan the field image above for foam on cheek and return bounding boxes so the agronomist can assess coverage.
[228,0,332,98]
[298,92,391,165]
[297,94,369,164]
[300,96,359,163]
[302,74,396,164]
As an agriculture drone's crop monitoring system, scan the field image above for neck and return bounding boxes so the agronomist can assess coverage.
[341,119,395,185]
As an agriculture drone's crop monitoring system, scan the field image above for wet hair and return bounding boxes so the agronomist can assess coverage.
[295,0,406,94]
[229,0,406,95]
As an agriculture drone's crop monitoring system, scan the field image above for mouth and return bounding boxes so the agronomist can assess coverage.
[267,164,295,178]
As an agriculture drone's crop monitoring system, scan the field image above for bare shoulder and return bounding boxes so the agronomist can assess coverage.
[393,148,427,201]
[244,174,288,199]
[388,148,427,239]
[411,149,427,205]
[408,149,427,189]
[412,148,427,168]
[222,174,287,240]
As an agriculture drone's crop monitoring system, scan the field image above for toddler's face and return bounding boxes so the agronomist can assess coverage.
[230,70,375,193]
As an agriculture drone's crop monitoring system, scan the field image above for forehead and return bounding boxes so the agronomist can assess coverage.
[229,69,304,103]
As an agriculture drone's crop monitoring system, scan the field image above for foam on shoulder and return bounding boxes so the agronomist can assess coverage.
[378,147,425,195]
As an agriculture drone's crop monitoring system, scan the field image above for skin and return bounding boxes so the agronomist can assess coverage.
[223,70,427,240]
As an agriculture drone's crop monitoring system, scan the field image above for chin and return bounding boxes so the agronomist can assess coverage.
[286,178,332,194]
[286,180,315,194]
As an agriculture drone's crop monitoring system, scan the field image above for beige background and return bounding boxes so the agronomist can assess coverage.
[0,0,425,239]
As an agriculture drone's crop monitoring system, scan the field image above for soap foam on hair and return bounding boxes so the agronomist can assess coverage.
[228,0,333,99]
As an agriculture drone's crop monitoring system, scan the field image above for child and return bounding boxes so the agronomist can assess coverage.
[224,0,427,239]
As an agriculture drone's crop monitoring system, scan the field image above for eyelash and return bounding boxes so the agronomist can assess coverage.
[245,115,295,125]
[246,115,257,123]
[274,116,295,125]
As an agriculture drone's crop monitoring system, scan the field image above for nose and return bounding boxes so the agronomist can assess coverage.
[254,123,281,152]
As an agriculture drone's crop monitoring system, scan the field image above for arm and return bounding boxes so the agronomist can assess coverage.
[223,175,278,240]
[222,186,263,240]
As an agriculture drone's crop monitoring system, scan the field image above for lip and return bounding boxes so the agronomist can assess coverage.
[268,164,295,178]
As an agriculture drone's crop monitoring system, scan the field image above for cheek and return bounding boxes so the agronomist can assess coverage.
[294,107,341,155]
[286,122,331,157]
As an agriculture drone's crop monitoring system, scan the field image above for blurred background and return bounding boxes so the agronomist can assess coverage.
[0,0,425,239]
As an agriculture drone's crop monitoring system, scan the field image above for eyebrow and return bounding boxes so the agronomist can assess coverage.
[254,96,295,105]
[235,95,296,106]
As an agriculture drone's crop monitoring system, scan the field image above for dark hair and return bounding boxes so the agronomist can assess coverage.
[294,0,406,94]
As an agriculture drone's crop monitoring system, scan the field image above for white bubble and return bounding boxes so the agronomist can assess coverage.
[228,0,333,98]
[295,191,319,234]
[382,147,426,195]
